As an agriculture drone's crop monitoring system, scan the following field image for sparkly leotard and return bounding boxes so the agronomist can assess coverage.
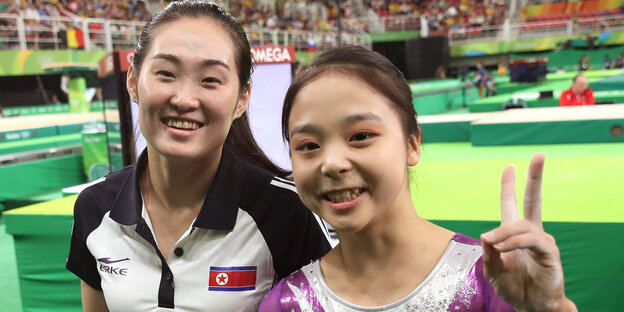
[259,233,515,312]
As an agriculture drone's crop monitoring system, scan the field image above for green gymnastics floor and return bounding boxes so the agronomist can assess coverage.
[411,142,624,312]
[0,216,22,312]
[412,142,623,222]
[2,142,623,312]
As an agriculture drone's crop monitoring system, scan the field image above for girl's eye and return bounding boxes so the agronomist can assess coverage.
[202,77,221,84]
[156,70,174,78]
[350,132,374,141]
[294,142,319,152]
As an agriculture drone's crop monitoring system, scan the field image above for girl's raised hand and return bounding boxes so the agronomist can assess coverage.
[480,154,577,312]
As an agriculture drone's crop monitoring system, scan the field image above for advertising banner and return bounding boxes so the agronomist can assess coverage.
[451,31,624,57]
[521,0,624,19]
[251,45,296,64]
[0,50,108,76]
[68,77,88,113]
[81,126,110,181]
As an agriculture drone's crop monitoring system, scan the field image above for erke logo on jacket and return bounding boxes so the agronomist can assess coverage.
[97,257,130,276]
[209,266,257,291]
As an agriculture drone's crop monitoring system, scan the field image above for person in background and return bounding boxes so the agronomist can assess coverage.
[56,22,67,49]
[603,54,612,70]
[260,45,577,312]
[613,53,624,69]
[497,62,507,76]
[556,66,566,74]
[559,74,595,106]
[50,93,61,106]
[475,61,487,98]
[485,72,496,97]
[579,55,590,71]
[66,2,331,311]
[435,65,447,79]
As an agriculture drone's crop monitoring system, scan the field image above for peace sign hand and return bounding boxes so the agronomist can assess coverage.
[480,154,577,312]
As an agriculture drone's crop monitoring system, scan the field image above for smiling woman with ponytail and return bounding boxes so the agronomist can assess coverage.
[66,2,331,311]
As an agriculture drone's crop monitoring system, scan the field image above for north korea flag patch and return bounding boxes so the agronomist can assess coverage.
[209,266,257,291]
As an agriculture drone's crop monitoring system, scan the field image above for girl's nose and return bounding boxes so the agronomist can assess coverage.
[320,147,352,179]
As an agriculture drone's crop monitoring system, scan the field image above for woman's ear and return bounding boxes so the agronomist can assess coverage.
[234,81,251,118]
[406,129,421,166]
[126,64,139,103]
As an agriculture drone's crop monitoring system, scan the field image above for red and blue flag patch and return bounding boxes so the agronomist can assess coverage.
[208,266,257,291]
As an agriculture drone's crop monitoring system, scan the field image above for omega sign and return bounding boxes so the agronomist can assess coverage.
[251,46,295,64]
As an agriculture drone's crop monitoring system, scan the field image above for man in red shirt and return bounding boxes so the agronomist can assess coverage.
[559,74,595,106]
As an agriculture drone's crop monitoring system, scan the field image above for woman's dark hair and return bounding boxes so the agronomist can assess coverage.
[132,0,288,177]
[282,45,419,143]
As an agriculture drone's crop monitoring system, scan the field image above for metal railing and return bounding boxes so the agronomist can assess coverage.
[357,14,421,32]
[247,26,371,51]
[448,24,506,43]
[0,13,371,52]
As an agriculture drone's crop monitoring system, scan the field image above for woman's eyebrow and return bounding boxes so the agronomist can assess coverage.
[150,53,230,71]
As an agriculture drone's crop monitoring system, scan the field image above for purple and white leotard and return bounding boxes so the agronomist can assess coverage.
[259,233,515,311]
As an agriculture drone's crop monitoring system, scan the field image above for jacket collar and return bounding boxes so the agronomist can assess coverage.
[109,147,243,230]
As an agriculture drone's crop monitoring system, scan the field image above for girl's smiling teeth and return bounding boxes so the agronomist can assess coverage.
[163,118,202,130]
[324,188,365,203]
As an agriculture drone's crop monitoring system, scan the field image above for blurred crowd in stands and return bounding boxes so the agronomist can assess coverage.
[0,0,152,22]
[0,0,153,49]
[245,0,505,33]
[379,0,506,35]
[0,0,509,45]
[2,0,622,50]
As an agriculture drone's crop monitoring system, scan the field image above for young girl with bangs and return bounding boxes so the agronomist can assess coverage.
[260,46,577,312]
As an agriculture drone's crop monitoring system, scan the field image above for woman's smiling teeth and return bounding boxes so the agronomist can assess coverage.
[164,118,201,130]
[325,188,364,203]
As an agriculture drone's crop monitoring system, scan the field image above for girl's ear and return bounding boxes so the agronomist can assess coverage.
[234,82,251,118]
[126,64,139,103]
[406,128,421,166]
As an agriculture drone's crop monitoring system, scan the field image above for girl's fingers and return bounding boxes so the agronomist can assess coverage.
[482,219,539,245]
[491,232,555,258]
[500,165,519,225]
[524,153,545,227]
[481,240,503,278]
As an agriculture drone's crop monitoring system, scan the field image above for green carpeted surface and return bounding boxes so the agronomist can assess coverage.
[0,130,121,155]
[430,220,624,312]
[0,215,24,312]
[409,79,480,115]
[411,142,624,222]
[0,155,86,204]
[420,121,472,143]
[409,142,624,311]
[472,118,624,146]
[3,142,623,311]
[0,133,82,155]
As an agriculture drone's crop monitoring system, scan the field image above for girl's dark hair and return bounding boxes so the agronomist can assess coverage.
[132,0,288,177]
[282,45,419,143]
